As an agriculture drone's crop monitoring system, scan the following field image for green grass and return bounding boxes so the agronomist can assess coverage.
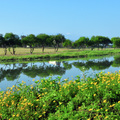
[0,48,120,62]
[1,71,120,119]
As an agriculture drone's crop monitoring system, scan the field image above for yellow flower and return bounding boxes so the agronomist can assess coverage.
[12,114,15,117]
[42,111,46,114]
[96,109,99,111]
[24,99,27,101]
[107,72,110,74]
[53,100,56,103]
[105,109,108,112]
[16,114,19,117]
[34,112,37,115]
[32,79,35,81]
[28,103,31,105]
[38,95,41,97]
[105,116,108,119]
[87,118,91,120]
[31,87,33,89]
[93,94,96,96]
[91,82,93,84]
[94,82,97,85]
[39,115,42,118]
[118,101,120,103]
[64,79,68,81]
[103,100,107,103]
[59,102,62,105]
[109,104,115,107]
[89,108,92,111]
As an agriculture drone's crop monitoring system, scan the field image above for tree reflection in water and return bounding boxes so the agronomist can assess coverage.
[0,56,120,82]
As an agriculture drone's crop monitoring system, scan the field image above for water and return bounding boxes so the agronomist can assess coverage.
[0,55,120,91]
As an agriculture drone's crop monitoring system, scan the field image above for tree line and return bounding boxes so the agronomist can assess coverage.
[0,32,120,55]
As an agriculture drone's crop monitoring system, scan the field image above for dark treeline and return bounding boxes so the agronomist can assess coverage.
[0,33,120,55]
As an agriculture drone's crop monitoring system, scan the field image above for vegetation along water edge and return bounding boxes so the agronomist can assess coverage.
[0,71,120,119]
[0,48,120,62]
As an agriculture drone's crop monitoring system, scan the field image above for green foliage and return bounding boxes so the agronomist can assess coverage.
[73,37,89,50]
[21,34,36,54]
[111,37,120,48]
[4,33,20,55]
[36,34,50,52]
[62,39,72,48]
[90,36,111,50]
[1,72,120,119]
[52,34,66,52]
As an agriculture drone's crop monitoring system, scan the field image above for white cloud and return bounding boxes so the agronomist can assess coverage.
[66,33,71,35]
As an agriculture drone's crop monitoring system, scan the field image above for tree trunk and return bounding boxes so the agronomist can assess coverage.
[4,48,7,55]
[42,46,44,52]
[13,47,15,55]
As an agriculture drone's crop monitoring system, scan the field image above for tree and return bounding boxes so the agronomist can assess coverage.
[21,34,36,54]
[100,36,111,48]
[62,39,72,48]
[87,39,95,50]
[36,34,49,52]
[90,36,111,50]
[53,34,66,52]
[73,37,89,50]
[0,34,8,55]
[111,37,120,48]
[4,33,19,55]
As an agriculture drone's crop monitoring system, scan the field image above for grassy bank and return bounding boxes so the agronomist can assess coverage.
[0,47,120,62]
[0,72,120,119]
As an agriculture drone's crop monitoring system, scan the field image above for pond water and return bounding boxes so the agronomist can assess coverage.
[0,55,120,91]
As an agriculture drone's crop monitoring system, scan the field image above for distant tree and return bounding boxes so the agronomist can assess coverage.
[21,34,36,54]
[62,39,72,48]
[90,36,111,50]
[0,34,8,55]
[100,36,111,48]
[53,34,66,52]
[90,36,100,50]
[87,40,95,50]
[4,33,19,55]
[36,34,49,52]
[111,37,120,48]
[73,37,89,50]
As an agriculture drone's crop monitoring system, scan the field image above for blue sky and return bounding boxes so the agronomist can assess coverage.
[0,0,120,41]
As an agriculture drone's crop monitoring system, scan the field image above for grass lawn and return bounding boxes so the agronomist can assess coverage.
[0,47,120,62]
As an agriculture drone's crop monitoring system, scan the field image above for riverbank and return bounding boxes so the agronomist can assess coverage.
[0,48,120,62]
[0,71,120,119]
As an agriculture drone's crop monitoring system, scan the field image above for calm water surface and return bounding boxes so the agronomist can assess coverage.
[0,55,120,91]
